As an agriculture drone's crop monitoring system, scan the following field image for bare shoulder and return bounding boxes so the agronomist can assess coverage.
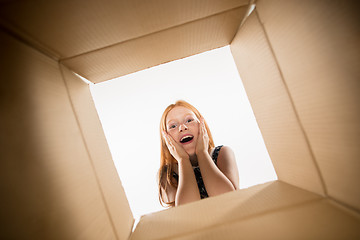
[218,145,235,158]
[216,145,239,189]
[216,145,236,165]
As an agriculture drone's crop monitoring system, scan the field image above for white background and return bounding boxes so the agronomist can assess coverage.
[89,46,277,221]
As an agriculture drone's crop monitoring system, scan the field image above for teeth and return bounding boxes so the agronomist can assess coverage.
[181,136,190,141]
[180,136,193,143]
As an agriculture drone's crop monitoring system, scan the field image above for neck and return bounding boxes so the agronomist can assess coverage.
[189,154,198,166]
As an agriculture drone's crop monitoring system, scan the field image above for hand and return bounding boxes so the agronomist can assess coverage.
[162,131,189,163]
[196,118,209,155]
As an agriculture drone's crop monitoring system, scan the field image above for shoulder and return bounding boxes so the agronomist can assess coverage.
[211,145,234,158]
[218,145,234,154]
[211,145,222,160]
[211,145,235,166]
[218,146,235,162]
[216,145,239,189]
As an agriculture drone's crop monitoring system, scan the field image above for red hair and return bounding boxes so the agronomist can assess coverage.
[158,100,215,207]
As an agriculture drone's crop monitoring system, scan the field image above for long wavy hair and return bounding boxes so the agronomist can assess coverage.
[158,100,215,207]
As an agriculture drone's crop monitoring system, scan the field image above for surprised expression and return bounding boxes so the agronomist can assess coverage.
[166,106,200,156]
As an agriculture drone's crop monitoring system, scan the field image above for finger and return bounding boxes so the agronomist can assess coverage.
[200,118,205,131]
[163,131,172,143]
[202,121,208,136]
[200,121,205,134]
[166,133,176,144]
[168,134,186,152]
[165,133,177,150]
[163,132,172,149]
[164,138,171,150]
[198,124,203,137]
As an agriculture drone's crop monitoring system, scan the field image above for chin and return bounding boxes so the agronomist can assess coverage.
[186,149,196,156]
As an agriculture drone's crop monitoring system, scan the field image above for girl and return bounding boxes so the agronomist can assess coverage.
[158,100,239,207]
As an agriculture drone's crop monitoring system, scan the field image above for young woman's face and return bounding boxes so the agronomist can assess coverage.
[165,106,200,156]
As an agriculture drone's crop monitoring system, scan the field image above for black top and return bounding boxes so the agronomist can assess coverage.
[172,145,223,199]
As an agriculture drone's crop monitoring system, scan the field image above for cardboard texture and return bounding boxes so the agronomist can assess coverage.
[0,0,249,58]
[230,11,325,196]
[1,0,359,239]
[130,181,323,239]
[169,199,360,240]
[61,65,134,239]
[0,31,121,239]
[61,7,248,83]
[255,0,360,211]
[0,0,249,83]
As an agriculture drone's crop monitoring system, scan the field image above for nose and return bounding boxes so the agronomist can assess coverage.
[179,123,188,132]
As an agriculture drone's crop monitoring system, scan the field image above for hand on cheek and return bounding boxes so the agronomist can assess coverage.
[196,118,209,155]
[162,131,189,163]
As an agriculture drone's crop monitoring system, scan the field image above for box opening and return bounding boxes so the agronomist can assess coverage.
[88,46,277,220]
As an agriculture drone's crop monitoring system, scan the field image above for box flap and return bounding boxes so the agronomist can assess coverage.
[255,0,360,211]
[0,0,248,59]
[166,199,360,239]
[61,6,247,83]
[131,181,321,239]
[231,11,325,195]
[0,30,120,239]
[61,65,134,239]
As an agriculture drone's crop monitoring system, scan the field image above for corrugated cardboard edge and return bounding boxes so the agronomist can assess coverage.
[168,199,360,240]
[255,0,360,211]
[61,6,248,83]
[1,30,118,239]
[0,0,250,59]
[230,10,326,195]
[130,181,323,239]
[59,64,134,239]
[0,18,61,60]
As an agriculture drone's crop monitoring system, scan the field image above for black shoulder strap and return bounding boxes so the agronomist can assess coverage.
[211,145,223,165]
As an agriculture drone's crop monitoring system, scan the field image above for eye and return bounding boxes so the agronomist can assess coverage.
[186,118,193,123]
[169,124,177,130]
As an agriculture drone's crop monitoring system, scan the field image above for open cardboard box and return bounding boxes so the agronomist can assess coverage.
[1,0,359,239]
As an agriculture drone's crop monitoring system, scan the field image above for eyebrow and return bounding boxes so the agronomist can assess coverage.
[166,120,177,127]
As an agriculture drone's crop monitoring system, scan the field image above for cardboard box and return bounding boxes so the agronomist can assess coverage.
[1,0,359,239]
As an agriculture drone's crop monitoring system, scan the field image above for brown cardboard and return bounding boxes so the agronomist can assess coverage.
[61,7,248,83]
[230,11,325,196]
[131,181,322,239]
[0,0,249,59]
[0,31,119,239]
[255,0,360,211]
[61,65,134,239]
[132,181,360,239]
[0,0,249,82]
[170,199,360,240]
[1,0,360,239]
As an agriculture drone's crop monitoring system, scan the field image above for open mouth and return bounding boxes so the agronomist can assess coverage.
[180,135,194,144]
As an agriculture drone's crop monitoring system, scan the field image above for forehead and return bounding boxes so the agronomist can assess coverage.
[166,106,196,123]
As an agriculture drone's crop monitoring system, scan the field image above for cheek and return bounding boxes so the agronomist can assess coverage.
[192,128,199,141]
[190,121,199,130]
[168,132,178,142]
[194,123,200,134]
